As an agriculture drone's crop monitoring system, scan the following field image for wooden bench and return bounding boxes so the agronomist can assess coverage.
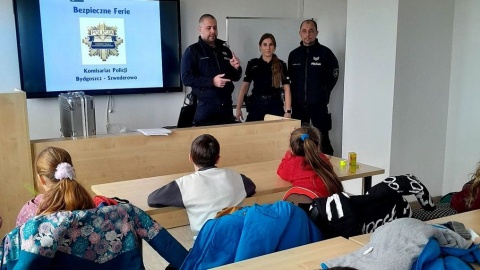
[211,237,363,269]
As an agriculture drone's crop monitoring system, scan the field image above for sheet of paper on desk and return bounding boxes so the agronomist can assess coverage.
[136,128,172,136]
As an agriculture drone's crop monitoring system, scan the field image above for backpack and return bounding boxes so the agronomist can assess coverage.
[307,174,435,238]
[93,195,129,207]
[282,187,319,205]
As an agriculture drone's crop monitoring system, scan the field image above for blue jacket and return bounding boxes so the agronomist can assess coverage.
[181,37,242,105]
[288,39,339,107]
[413,237,480,270]
[180,201,322,270]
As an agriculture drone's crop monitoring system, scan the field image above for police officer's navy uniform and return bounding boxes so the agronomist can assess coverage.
[243,56,289,122]
[181,37,242,126]
[288,38,339,155]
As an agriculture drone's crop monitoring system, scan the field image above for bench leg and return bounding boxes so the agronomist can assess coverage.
[362,176,372,194]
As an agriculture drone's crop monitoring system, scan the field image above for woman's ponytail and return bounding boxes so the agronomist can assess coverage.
[37,180,95,216]
[271,54,283,88]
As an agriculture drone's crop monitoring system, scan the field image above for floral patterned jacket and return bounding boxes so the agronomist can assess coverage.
[0,204,188,270]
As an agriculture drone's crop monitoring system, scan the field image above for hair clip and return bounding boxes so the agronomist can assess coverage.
[300,134,309,142]
[54,162,76,180]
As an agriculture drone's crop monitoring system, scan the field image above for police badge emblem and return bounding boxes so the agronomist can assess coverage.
[311,56,322,66]
[82,23,124,61]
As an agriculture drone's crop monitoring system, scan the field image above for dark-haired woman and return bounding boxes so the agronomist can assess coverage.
[235,33,292,122]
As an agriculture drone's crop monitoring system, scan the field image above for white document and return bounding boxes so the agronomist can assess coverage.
[136,128,172,136]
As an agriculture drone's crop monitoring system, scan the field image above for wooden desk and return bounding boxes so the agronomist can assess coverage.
[0,92,34,237]
[330,156,385,194]
[32,119,300,194]
[349,233,372,246]
[211,237,363,270]
[92,160,291,216]
[92,160,290,228]
[92,157,383,228]
[427,209,480,233]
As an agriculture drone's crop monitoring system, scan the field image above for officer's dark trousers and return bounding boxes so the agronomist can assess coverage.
[246,95,284,122]
[292,104,334,155]
[193,100,237,126]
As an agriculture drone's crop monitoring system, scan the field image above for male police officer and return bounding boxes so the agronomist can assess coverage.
[288,19,339,155]
[181,14,242,126]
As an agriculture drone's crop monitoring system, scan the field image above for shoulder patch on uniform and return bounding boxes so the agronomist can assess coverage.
[333,68,339,78]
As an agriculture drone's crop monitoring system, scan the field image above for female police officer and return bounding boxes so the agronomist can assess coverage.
[235,33,292,122]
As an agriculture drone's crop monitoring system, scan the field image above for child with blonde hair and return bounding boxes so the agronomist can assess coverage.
[277,126,343,197]
[451,162,480,212]
[16,146,95,226]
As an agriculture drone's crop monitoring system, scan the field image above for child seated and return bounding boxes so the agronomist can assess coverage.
[147,134,256,237]
[413,161,480,221]
[277,126,343,197]
[451,161,480,213]
[16,146,95,226]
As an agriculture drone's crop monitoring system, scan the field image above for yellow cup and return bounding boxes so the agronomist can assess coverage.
[348,152,357,167]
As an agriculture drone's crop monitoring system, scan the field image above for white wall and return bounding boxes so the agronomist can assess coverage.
[0,0,20,90]
[443,0,480,193]
[342,0,399,192]
[390,0,454,196]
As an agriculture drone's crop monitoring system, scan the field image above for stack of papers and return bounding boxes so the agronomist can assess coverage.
[136,128,172,136]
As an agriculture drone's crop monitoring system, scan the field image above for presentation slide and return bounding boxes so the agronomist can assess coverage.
[39,0,163,92]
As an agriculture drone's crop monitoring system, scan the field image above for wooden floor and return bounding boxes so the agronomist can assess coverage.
[143,226,194,270]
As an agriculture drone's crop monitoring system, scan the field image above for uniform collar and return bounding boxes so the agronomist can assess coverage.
[300,38,320,48]
[198,36,227,49]
[258,56,273,65]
